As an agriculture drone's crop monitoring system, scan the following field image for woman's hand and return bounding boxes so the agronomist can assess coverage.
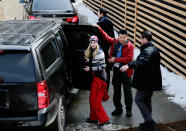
[85,58,89,62]
[84,66,90,72]
[120,65,129,72]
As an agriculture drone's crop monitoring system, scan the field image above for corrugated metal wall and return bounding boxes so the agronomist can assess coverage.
[82,0,186,79]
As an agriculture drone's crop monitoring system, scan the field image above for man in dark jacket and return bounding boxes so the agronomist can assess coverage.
[97,8,115,38]
[120,30,162,131]
[97,8,115,91]
[95,24,134,117]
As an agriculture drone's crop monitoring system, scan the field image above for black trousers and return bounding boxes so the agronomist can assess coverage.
[112,67,133,111]
[135,90,153,122]
[105,67,110,91]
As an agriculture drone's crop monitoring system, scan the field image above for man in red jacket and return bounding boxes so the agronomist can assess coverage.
[95,25,134,117]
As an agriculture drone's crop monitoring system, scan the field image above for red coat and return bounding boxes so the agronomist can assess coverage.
[98,26,134,78]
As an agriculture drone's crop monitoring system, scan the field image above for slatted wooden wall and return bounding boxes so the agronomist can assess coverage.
[82,0,186,78]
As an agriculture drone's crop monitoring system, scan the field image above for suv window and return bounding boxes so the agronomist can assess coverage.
[32,0,73,11]
[56,32,64,49]
[40,39,59,70]
[0,51,35,82]
[55,31,65,57]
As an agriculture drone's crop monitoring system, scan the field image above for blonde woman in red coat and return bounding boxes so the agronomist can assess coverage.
[84,35,110,127]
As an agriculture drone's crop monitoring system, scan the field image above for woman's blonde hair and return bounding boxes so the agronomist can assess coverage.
[85,42,99,59]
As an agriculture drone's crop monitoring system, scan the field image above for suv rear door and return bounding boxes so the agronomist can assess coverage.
[0,50,38,118]
[62,25,105,90]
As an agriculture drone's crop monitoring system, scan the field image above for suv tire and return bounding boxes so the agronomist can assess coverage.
[49,96,67,131]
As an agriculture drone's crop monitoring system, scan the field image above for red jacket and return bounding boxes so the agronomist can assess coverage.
[98,26,134,78]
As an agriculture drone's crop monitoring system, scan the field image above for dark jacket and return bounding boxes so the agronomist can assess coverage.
[98,26,134,78]
[97,17,115,38]
[128,42,162,91]
[97,16,115,61]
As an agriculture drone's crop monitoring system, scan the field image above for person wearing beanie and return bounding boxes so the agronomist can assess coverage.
[84,35,110,128]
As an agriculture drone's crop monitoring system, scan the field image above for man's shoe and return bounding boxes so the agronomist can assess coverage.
[111,109,123,116]
[139,122,146,128]
[140,120,156,131]
[86,118,98,124]
[126,111,132,117]
[97,120,111,128]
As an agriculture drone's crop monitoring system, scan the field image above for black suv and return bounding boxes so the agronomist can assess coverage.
[0,20,104,130]
[19,0,79,24]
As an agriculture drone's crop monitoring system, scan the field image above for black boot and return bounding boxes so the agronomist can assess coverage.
[86,118,98,124]
[140,120,156,131]
[111,108,123,116]
[97,120,111,128]
[126,110,132,117]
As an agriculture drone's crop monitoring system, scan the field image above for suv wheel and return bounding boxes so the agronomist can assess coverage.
[49,96,66,131]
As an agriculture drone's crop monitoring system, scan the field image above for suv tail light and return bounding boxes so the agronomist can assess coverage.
[66,15,79,23]
[28,15,40,20]
[0,50,4,53]
[0,77,4,83]
[37,80,49,109]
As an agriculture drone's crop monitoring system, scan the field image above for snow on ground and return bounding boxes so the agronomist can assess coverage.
[162,67,186,108]
[73,0,98,25]
[67,123,129,131]
[73,0,186,109]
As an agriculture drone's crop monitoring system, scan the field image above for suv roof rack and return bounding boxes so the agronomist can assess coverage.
[0,20,62,48]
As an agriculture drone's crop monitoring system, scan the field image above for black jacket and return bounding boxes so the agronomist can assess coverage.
[97,16,114,61]
[97,17,115,38]
[128,42,162,91]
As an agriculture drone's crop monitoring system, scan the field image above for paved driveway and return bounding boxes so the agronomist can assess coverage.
[66,75,186,130]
